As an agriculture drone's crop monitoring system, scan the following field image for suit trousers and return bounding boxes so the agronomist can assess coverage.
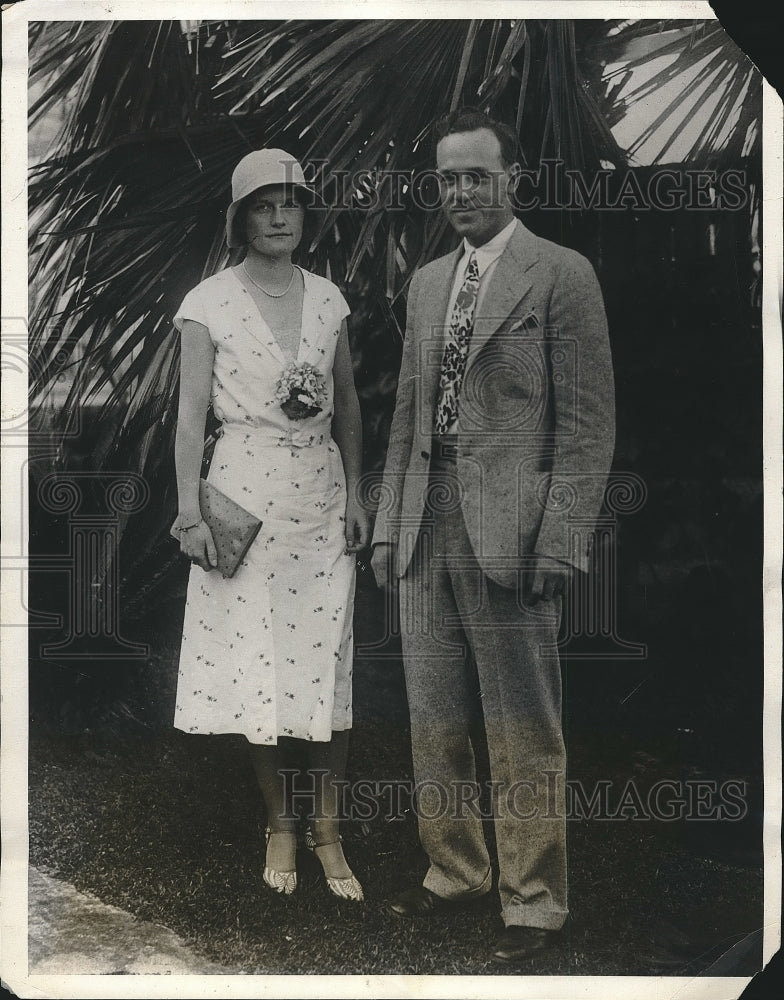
[398,440,568,930]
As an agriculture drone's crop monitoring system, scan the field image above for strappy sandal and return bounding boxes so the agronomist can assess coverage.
[263,827,297,896]
[306,830,364,902]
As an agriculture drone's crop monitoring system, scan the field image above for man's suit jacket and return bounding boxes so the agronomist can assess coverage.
[373,219,615,588]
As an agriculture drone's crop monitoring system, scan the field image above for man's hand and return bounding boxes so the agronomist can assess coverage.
[371,542,398,590]
[524,554,572,605]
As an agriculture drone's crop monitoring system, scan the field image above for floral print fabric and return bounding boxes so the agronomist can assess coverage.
[434,251,480,435]
[172,267,354,744]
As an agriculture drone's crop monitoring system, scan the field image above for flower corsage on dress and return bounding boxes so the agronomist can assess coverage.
[275,362,328,420]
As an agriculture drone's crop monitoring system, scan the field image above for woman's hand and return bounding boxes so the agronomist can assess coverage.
[332,320,368,558]
[344,493,370,554]
[179,520,218,572]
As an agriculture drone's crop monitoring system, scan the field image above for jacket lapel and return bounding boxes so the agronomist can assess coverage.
[418,247,462,422]
[467,220,538,368]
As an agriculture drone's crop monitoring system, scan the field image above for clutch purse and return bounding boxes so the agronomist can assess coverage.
[171,479,262,579]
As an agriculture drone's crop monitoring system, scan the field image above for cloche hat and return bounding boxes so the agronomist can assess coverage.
[225,149,322,249]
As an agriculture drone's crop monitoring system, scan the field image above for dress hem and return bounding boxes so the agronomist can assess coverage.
[173,723,353,744]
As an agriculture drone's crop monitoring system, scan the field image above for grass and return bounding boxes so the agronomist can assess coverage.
[28,575,765,976]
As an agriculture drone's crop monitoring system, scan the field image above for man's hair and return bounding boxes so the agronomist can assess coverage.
[432,107,520,167]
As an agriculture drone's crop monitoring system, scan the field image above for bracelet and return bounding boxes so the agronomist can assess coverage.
[177,517,203,533]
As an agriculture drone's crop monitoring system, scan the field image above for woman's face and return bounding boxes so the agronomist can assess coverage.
[244,184,305,258]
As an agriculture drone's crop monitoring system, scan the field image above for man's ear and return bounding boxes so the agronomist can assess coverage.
[506,162,522,191]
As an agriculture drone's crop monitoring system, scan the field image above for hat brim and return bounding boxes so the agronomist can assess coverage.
[225,183,325,250]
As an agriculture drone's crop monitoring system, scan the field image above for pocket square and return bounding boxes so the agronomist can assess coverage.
[507,310,541,333]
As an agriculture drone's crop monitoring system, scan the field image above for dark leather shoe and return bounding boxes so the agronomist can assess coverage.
[490,925,561,963]
[387,885,456,918]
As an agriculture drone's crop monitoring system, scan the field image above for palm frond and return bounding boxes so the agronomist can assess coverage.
[28,16,758,452]
[599,20,760,168]
[27,15,761,627]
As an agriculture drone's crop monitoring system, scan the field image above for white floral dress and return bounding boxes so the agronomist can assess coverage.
[173,267,355,744]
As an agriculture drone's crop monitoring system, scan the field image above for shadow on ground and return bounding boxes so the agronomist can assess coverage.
[28,570,765,976]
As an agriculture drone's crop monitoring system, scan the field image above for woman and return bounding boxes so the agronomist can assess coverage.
[172,149,368,901]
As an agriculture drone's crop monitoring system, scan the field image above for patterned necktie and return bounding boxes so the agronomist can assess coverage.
[434,251,480,435]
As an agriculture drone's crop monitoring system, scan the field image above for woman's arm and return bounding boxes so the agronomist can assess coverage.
[174,319,218,570]
[331,319,369,553]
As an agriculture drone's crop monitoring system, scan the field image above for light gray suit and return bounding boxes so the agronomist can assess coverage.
[373,219,615,929]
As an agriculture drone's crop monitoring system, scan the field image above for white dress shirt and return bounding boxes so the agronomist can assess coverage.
[444,217,519,324]
[441,218,518,432]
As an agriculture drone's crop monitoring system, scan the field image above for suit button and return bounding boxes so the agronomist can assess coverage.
[421,450,430,460]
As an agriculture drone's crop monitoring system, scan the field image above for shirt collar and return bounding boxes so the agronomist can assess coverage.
[462,218,518,275]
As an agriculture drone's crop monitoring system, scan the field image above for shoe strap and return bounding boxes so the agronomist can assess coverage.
[312,835,343,849]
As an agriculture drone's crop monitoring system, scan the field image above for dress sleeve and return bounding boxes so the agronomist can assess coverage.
[335,289,351,325]
[173,284,208,332]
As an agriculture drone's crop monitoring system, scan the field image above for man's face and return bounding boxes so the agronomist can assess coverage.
[436,128,517,247]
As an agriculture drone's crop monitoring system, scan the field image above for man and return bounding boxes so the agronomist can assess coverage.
[371,108,615,962]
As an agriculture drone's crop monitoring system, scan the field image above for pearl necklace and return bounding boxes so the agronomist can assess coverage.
[242,262,296,298]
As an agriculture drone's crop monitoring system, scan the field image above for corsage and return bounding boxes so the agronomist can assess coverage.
[275,362,328,420]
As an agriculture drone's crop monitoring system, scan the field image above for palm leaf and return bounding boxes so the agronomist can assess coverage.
[599,20,760,168]
[27,16,760,624]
